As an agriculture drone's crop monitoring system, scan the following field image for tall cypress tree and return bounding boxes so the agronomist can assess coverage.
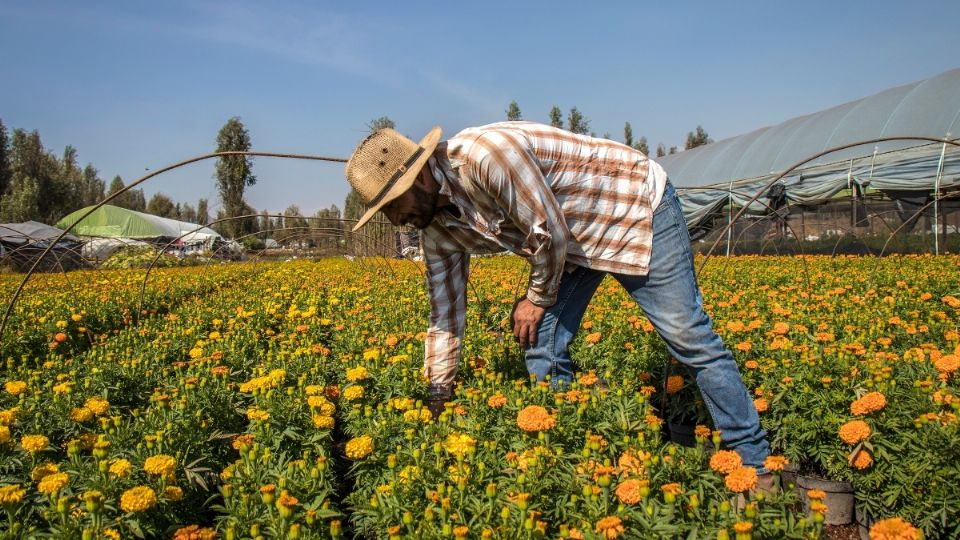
[214,117,256,238]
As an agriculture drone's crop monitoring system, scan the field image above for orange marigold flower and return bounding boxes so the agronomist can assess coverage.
[763,455,789,472]
[934,354,959,375]
[487,393,507,408]
[578,372,598,386]
[594,516,624,539]
[614,479,645,504]
[851,392,887,416]
[665,375,684,395]
[585,332,602,345]
[724,467,758,493]
[694,425,711,439]
[710,450,743,474]
[807,489,827,500]
[869,517,921,540]
[660,482,682,496]
[733,521,753,533]
[516,405,556,432]
[744,360,759,370]
[839,420,871,444]
[850,449,873,470]
[735,341,752,352]
[173,525,217,540]
[753,398,769,413]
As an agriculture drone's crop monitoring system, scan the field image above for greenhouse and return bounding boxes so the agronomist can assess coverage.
[659,67,960,253]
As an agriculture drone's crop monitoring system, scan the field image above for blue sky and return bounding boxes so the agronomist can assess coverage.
[2,0,958,216]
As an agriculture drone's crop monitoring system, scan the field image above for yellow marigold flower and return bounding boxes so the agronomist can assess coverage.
[342,386,364,401]
[164,486,184,501]
[84,397,110,416]
[173,525,218,540]
[313,415,335,429]
[0,484,26,505]
[120,486,157,513]
[0,426,10,445]
[144,454,177,479]
[839,420,872,444]
[753,398,769,413]
[443,433,476,458]
[345,366,370,382]
[615,479,646,504]
[102,529,121,540]
[70,407,94,423]
[246,408,270,422]
[665,375,684,395]
[52,382,73,395]
[31,463,59,482]
[851,449,873,470]
[733,521,753,533]
[869,517,921,540]
[851,392,887,416]
[810,500,829,514]
[516,405,556,432]
[487,393,507,408]
[710,450,743,474]
[594,516,625,539]
[109,458,133,478]
[0,408,16,426]
[305,385,324,396]
[763,455,789,472]
[20,434,49,454]
[724,466,758,493]
[37,472,69,495]
[4,381,27,396]
[345,435,374,460]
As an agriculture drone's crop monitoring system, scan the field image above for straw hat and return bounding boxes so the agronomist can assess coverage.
[345,126,442,231]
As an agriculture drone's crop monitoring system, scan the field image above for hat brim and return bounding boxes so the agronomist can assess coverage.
[352,126,442,232]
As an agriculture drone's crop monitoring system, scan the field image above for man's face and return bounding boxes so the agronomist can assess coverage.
[381,168,439,229]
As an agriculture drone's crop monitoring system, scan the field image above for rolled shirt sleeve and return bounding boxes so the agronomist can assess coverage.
[421,225,469,396]
[466,133,571,307]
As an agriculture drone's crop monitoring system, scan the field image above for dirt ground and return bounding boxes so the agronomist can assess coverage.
[825,523,861,540]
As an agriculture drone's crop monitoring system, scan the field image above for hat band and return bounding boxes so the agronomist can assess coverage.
[366,147,424,208]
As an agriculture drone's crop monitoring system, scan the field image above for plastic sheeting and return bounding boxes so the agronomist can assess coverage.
[658,68,960,232]
[57,205,221,242]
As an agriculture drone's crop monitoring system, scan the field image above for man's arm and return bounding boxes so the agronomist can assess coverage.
[421,225,469,399]
[466,132,571,308]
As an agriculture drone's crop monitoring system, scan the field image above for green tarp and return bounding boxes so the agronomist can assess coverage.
[57,205,220,241]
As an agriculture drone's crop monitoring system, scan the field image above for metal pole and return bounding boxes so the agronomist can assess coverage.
[726,180,734,256]
[933,134,949,255]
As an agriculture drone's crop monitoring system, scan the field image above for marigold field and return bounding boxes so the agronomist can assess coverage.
[1,255,958,539]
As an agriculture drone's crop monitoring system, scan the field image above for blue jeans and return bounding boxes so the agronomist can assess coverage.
[525,182,770,472]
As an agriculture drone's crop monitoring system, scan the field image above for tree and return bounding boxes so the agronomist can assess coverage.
[214,117,256,238]
[128,189,146,212]
[549,106,563,129]
[80,164,105,207]
[147,192,178,219]
[634,136,649,156]
[668,146,677,155]
[684,125,712,150]
[367,116,396,132]
[567,107,590,135]
[656,144,666,158]
[0,119,10,197]
[623,122,634,147]
[197,198,209,225]
[181,203,197,224]
[3,129,60,223]
[506,101,522,121]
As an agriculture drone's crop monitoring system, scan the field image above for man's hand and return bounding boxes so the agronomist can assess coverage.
[511,297,546,349]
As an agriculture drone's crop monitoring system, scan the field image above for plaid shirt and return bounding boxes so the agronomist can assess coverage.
[420,121,667,394]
